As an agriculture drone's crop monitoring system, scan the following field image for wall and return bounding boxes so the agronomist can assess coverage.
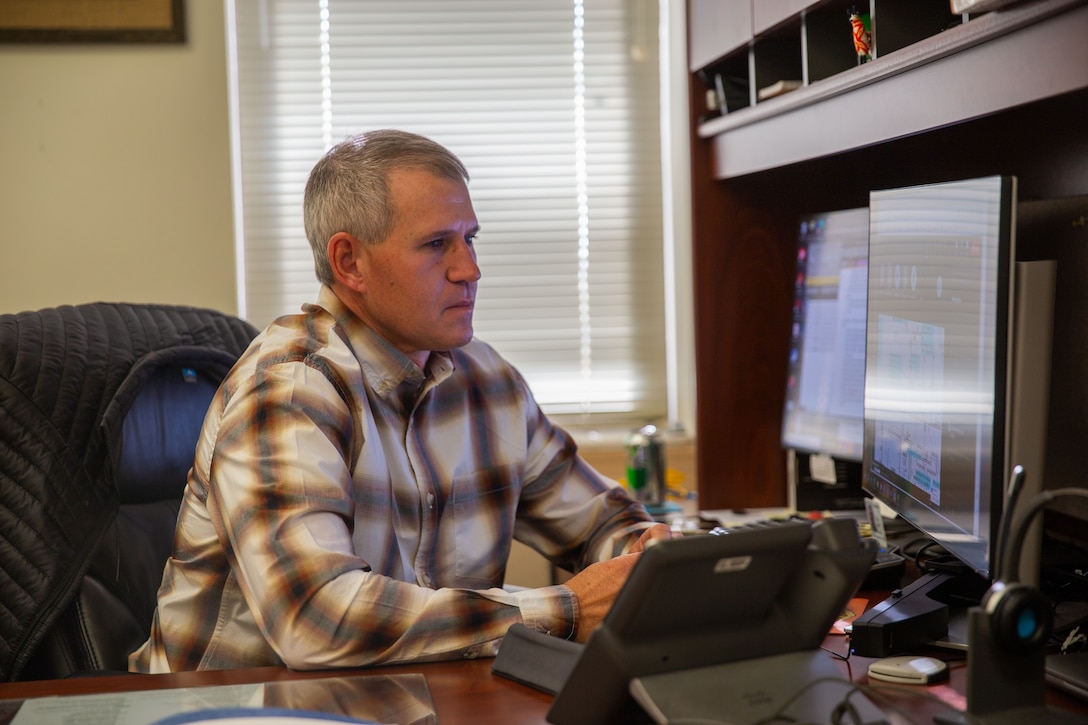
[0,1,236,316]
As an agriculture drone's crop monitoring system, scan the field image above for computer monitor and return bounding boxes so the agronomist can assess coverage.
[851,175,1056,656]
[782,207,869,509]
[862,173,1058,581]
[782,207,869,461]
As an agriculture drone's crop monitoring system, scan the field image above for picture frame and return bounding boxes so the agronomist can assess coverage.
[0,0,185,44]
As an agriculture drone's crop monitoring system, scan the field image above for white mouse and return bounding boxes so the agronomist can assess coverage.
[867,655,949,685]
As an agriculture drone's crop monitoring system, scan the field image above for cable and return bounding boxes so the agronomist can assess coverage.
[994,465,1027,583]
[1006,488,1088,587]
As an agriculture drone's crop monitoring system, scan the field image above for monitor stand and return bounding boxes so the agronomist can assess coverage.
[849,569,988,657]
[928,570,991,651]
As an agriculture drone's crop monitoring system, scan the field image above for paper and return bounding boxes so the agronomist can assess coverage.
[808,453,838,486]
[11,684,265,725]
[865,497,888,549]
[830,597,869,635]
[9,674,435,725]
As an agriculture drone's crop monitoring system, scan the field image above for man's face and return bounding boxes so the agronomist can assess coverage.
[353,168,481,367]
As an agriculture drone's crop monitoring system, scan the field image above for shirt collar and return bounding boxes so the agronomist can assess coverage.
[313,286,456,399]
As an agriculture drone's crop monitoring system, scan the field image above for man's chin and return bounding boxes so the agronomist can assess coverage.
[436,329,474,351]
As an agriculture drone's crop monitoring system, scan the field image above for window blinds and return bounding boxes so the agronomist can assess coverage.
[231,0,666,421]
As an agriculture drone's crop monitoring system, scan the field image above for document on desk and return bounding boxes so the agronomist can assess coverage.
[9,674,435,725]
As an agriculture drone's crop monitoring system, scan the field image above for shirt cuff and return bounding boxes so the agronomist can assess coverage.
[514,584,577,640]
[601,521,658,560]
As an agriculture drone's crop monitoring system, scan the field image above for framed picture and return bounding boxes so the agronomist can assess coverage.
[0,0,185,43]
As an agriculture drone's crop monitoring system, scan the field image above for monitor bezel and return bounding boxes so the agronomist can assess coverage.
[860,174,1020,583]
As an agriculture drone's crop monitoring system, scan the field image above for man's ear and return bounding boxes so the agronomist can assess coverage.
[328,232,367,292]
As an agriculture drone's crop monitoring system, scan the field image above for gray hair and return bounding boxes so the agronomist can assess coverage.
[303,129,470,285]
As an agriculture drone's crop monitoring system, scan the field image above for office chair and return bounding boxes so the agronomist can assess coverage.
[0,302,258,680]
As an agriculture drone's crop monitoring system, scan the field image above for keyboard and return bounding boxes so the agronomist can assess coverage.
[873,546,907,568]
[864,546,907,588]
[1048,652,1088,702]
[706,512,906,581]
[707,512,811,536]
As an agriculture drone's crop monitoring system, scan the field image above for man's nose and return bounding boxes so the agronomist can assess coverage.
[450,240,481,282]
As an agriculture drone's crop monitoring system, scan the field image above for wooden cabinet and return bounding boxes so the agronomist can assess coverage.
[687,0,751,72]
[686,0,1088,509]
[692,0,959,119]
[754,0,812,35]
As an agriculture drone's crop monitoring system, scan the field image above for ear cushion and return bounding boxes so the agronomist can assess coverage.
[983,581,1053,654]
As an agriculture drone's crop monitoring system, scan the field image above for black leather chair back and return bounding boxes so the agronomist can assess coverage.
[21,364,224,677]
[0,303,258,681]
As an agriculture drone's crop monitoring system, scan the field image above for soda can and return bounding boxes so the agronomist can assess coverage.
[625,424,666,508]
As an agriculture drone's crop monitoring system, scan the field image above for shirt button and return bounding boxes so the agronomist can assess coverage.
[426,492,435,510]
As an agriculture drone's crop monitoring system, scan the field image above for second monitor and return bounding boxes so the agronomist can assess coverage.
[782,206,870,511]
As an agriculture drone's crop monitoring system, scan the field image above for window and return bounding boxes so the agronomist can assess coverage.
[230,0,667,424]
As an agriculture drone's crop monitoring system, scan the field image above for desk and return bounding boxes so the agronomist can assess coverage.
[0,659,550,725]
[0,639,1085,725]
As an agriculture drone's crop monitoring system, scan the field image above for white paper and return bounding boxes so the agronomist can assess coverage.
[11,684,264,725]
[9,674,434,725]
[808,453,838,486]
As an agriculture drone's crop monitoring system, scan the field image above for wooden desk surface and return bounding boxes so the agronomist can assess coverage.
[0,659,552,725]
[0,641,1085,724]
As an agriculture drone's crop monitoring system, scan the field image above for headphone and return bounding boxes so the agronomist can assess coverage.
[983,465,1088,653]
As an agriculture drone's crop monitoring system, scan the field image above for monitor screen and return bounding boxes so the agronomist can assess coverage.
[782,207,869,462]
[861,176,1018,580]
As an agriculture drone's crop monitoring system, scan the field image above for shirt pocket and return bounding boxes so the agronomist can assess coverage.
[447,465,520,589]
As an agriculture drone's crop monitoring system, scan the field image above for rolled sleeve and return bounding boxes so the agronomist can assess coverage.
[514,584,577,639]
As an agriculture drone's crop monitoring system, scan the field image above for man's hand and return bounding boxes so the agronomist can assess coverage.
[563,523,673,642]
[629,522,673,553]
[564,553,641,642]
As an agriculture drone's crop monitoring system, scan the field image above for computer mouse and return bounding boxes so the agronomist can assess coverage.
[867,655,949,685]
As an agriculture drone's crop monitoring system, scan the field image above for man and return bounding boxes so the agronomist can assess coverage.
[130,129,669,673]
